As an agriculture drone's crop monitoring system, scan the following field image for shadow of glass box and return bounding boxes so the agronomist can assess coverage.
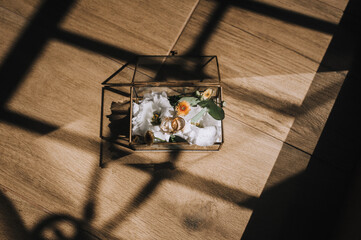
[100,55,224,151]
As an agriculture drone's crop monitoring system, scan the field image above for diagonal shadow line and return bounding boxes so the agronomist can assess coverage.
[241,1,361,238]
[102,150,181,232]
[0,0,349,237]
[278,76,343,117]
[52,29,138,64]
[97,154,260,234]
[127,163,258,209]
[183,0,338,56]
[168,169,258,209]
[220,0,337,34]
[0,0,341,111]
[99,0,357,233]
[0,103,317,234]
[102,62,131,85]
[240,170,306,240]
[182,0,338,57]
[0,109,101,154]
[0,0,77,108]
[102,173,164,232]
[185,1,230,56]
[223,73,343,119]
[239,171,304,211]
[53,29,215,82]
[82,165,104,223]
[102,165,255,234]
[0,108,59,135]
[0,0,344,136]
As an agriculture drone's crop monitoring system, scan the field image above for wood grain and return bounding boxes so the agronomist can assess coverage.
[1,108,293,239]
[0,5,30,64]
[0,0,350,239]
[172,0,348,152]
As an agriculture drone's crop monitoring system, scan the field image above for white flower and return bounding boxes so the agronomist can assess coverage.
[132,91,174,136]
[132,91,222,146]
[193,126,218,146]
[200,112,222,142]
[176,123,220,146]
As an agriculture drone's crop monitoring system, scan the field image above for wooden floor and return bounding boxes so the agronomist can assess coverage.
[1,0,360,239]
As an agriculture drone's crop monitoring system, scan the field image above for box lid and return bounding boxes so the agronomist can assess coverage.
[103,55,221,87]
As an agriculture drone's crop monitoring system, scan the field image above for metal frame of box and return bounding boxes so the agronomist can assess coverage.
[100,55,224,151]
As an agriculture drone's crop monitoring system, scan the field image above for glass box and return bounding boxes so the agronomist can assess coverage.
[100,55,224,151]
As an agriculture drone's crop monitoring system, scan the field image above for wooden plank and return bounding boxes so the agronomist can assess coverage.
[58,0,199,56]
[315,0,349,11]
[284,70,345,153]
[220,0,343,64]
[0,0,349,239]
[1,108,292,239]
[0,0,199,57]
[255,0,345,24]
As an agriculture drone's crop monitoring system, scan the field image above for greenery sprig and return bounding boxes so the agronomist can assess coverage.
[171,88,225,122]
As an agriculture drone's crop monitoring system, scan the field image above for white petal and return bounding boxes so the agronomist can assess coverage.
[133,102,139,116]
[194,126,217,146]
[132,91,222,146]
[183,105,204,121]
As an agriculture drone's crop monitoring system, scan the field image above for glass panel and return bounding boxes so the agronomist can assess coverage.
[101,86,131,146]
[100,56,224,151]
[133,56,220,85]
[102,62,136,85]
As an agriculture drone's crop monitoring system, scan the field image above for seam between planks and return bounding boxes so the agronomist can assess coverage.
[167,0,201,55]
[227,113,312,156]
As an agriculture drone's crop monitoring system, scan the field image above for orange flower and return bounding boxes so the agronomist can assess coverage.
[201,88,213,100]
[176,101,191,116]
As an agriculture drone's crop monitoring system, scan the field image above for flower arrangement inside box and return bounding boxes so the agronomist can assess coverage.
[100,55,224,151]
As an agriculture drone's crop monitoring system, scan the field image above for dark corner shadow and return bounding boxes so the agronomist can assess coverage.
[241,0,361,239]
[316,0,361,72]
[241,143,354,240]
[0,0,77,108]
[0,189,30,239]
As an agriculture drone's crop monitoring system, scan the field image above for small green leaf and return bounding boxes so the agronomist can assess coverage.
[197,100,209,108]
[178,97,200,106]
[169,135,187,142]
[198,100,224,120]
[168,95,183,107]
